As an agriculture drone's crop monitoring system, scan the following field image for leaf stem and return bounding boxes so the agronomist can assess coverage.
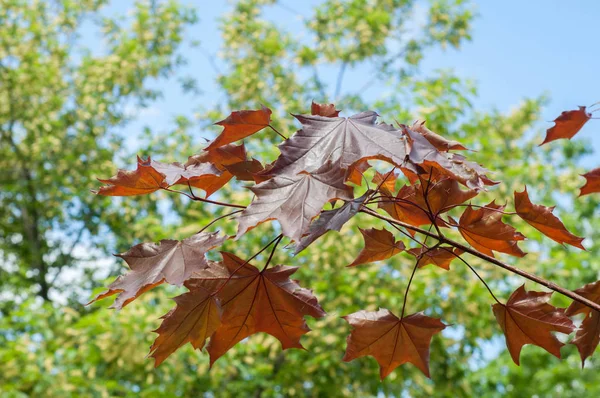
[361,207,600,312]
[401,259,420,319]
[262,234,283,272]
[269,125,287,140]
[197,209,244,234]
[440,247,502,304]
[213,234,283,296]
[163,187,246,209]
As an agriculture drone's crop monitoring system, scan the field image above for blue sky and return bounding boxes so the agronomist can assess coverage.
[98,0,599,163]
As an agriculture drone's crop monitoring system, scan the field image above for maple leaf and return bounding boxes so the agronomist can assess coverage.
[372,170,397,194]
[411,120,468,151]
[94,156,219,197]
[514,186,584,249]
[376,169,476,229]
[580,167,600,196]
[267,111,411,178]
[343,309,446,379]
[540,106,592,146]
[184,144,247,197]
[565,280,600,366]
[347,159,371,185]
[236,162,353,242]
[293,192,371,255]
[223,158,265,182]
[89,232,225,309]
[407,246,463,271]
[428,153,498,191]
[348,228,405,267]
[206,106,272,150]
[191,252,326,365]
[149,283,222,366]
[493,285,575,365]
[94,156,167,196]
[311,101,340,117]
[458,201,526,258]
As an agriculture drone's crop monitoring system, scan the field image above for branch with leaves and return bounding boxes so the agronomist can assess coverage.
[90,100,600,380]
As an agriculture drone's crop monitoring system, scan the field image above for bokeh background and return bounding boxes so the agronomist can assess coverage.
[1,0,599,396]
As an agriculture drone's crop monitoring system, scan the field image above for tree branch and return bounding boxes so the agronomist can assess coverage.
[361,207,600,312]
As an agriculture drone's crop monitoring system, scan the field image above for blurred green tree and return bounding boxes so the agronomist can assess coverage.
[1,0,599,397]
[0,0,197,305]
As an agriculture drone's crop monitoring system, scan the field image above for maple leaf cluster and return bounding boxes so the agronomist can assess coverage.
[91,101,600,379]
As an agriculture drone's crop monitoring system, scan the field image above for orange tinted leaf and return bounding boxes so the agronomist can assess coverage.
[348,228,405,267]
[493,285,574,365]
[458,201,526,258]
[149,286,222,366]
[236,162,353,242]
[343,309,446,379]
[311,101,340,117]
[89,232,225,309]
[514,186,584,249]
[372,170,397,195]
[347,159,371,185]
[206,106,272,150]
[580,168,600,196]
[185,144,248,197]
[540,106,591,145]
[407,246,462,270]
[94,156,168,196]
[566,281,600,366]
[411,119,468,151]
[195,253,325,365]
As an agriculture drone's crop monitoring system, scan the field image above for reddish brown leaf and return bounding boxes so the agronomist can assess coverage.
[223,158,265,182]
[149,284,222,366]
[95,156,167,196]
[411,119,468,151]
[566,280,600,366]
[377,170,476,229]
[348,228,405,267]
[185,144,248,197]
[493,285,575,365]
[372,170,397,195]
[347,159,371,185]
[294,192,371,255]
[236,162,353,242]
[192,252,326,365]
[311,101,340,117]
[458,201,526,258]
[206,106,272,150]
[514,186,584,249]
[540,106,591,146]
[89,232,225,309]
[407,246,463,270]
[580,168,600,196]
[426,153,498,191]
[343,309,446,379]
[94,156,219,197]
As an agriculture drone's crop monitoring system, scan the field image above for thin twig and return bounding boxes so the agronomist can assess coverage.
[360,207,600,312]
[163,187,246,209]
[197,209,244,234]
[268,125,287,140]
[262,235,284,272]
[401,260,420,319]
[440,247,501,304]
[213,234,283,296]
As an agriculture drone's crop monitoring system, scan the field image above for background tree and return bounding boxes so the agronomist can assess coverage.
[1,0,599,397]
